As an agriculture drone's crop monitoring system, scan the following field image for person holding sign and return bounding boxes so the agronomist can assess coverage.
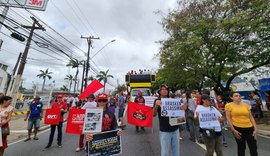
[86,93,122,155]
[194,94,224,156]
[153,84,186,156]
[225,92,258,156]
[134,90,146,132]
[45,94,67,149]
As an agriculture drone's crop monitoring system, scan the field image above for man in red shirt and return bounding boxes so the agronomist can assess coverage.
[45,94,67,149]
[134,90,145,132]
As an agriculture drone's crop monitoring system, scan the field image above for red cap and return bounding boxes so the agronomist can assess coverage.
[97,93,108,100]
[57,94,64,98]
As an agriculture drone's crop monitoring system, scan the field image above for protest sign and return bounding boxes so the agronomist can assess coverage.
[89,130,121,156]
[169,116,186,126]
[83,108,103,133]
[198,111,220,128]
[66,108,85,134]
[127,101,153,127]
[161,98,183,117]
[144,97,157,107]
[44,108,61,125]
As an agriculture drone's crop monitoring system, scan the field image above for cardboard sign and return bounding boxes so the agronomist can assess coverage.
[89,130,121,156]
[144,97,157,107]
[161,98,184,117]
[44,108,61,125]
[199,111,220,129]
[66,109,86,134]
[83,108,103,133]
[127,101,153,127]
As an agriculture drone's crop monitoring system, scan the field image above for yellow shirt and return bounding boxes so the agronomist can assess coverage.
[225,102,253,128]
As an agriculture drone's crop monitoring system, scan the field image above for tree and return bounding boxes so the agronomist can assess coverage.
[66,59,83,93]
[60,85,69,92]
[36,68,53,91]
[64,74,73,92]
[158,0,270,96]
[96,69,114,92]
[116,84,126,93]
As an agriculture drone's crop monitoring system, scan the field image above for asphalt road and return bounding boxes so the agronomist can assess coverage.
[5,117,270,156]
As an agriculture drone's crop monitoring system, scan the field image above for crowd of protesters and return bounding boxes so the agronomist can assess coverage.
[2,84,270,156]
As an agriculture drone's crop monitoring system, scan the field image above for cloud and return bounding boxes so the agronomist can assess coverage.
[0,0,178,91]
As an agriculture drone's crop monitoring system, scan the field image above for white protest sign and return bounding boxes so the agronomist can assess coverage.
[161,98,184,117]
[83,108,103,133]
[144,97,157,107]
[0,128,2,147]
[198,111,220,129]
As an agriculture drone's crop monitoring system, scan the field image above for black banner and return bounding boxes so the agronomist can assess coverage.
[89,130,121,156]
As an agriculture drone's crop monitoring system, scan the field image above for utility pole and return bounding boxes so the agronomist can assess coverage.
[81,36,99,89]
[9,17,45,106]
[80,60,85,93]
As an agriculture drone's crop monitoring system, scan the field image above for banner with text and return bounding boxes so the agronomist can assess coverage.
[144,97,157,107]
[198,111,220,129]
[44,108,61,125]
[66,108,85,134]
[88,130,121,156]
[161,98,184,117]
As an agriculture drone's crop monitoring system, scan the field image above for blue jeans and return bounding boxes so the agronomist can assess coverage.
[160,129,180,156]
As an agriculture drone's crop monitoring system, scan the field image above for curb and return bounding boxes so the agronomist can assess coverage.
[258,129,270,136]
[10,119,67,133]
[12,111,28,116]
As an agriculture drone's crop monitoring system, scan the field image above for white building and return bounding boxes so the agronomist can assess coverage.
[0,62,9,93]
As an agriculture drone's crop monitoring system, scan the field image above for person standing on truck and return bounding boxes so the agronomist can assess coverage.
[134,90,145,132]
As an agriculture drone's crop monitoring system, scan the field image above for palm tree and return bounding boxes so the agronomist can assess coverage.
[60,85,69,92]
[64,74,73,92]
[96,69,114,92]
[36,68,53,91]
[66,59,83,93]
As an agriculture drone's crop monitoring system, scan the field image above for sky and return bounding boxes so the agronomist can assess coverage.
[0,0,178,91]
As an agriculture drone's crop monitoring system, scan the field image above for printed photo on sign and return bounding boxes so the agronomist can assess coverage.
[144,97,157,107]
[161,98,183,117]
[169,116,186,126]
[89,130,122,156]
[83,109,103,133]
[199,111,220,129]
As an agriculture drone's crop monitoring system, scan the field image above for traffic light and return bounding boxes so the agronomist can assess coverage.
[10,33,25,42]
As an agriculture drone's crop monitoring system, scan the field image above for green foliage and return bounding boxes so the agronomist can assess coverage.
[158,0,270,93]
[96,69,114,92]
[60,85,69,92]
[64,74,73,92]
[66,59,84,93]
[36,68,53,91]
[116,84,126,93]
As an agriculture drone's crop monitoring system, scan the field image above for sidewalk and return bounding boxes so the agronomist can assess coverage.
[255,111,270,136]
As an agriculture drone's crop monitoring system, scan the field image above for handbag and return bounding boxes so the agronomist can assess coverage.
[2,126,10,136]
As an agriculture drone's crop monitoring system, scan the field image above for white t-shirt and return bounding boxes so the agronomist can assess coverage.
[194,105,222,132]
[82,101,97,109]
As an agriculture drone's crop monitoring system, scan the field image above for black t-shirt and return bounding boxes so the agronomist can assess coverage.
[154,98,179,132]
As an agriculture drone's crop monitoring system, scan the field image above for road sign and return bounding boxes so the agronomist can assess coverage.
[0,0,49,11]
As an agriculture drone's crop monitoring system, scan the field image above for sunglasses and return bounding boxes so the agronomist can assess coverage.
[98,99,108,103]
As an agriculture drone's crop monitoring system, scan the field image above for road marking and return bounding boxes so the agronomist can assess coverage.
[8,122,67,146]
[195,141,217,156]
[258,134,270,139]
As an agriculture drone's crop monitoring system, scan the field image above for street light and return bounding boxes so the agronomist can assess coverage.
[91,39,116,59]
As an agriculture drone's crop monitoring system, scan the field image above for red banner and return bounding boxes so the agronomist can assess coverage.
[79,80,104,100]
[66,108,86,134]
[127,101,153,127]
[44,108,61,125]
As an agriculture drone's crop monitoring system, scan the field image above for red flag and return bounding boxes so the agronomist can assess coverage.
[127,101,153,127]
[79,80,104,99]
[44,108,61,125]
[66,108,86,134]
